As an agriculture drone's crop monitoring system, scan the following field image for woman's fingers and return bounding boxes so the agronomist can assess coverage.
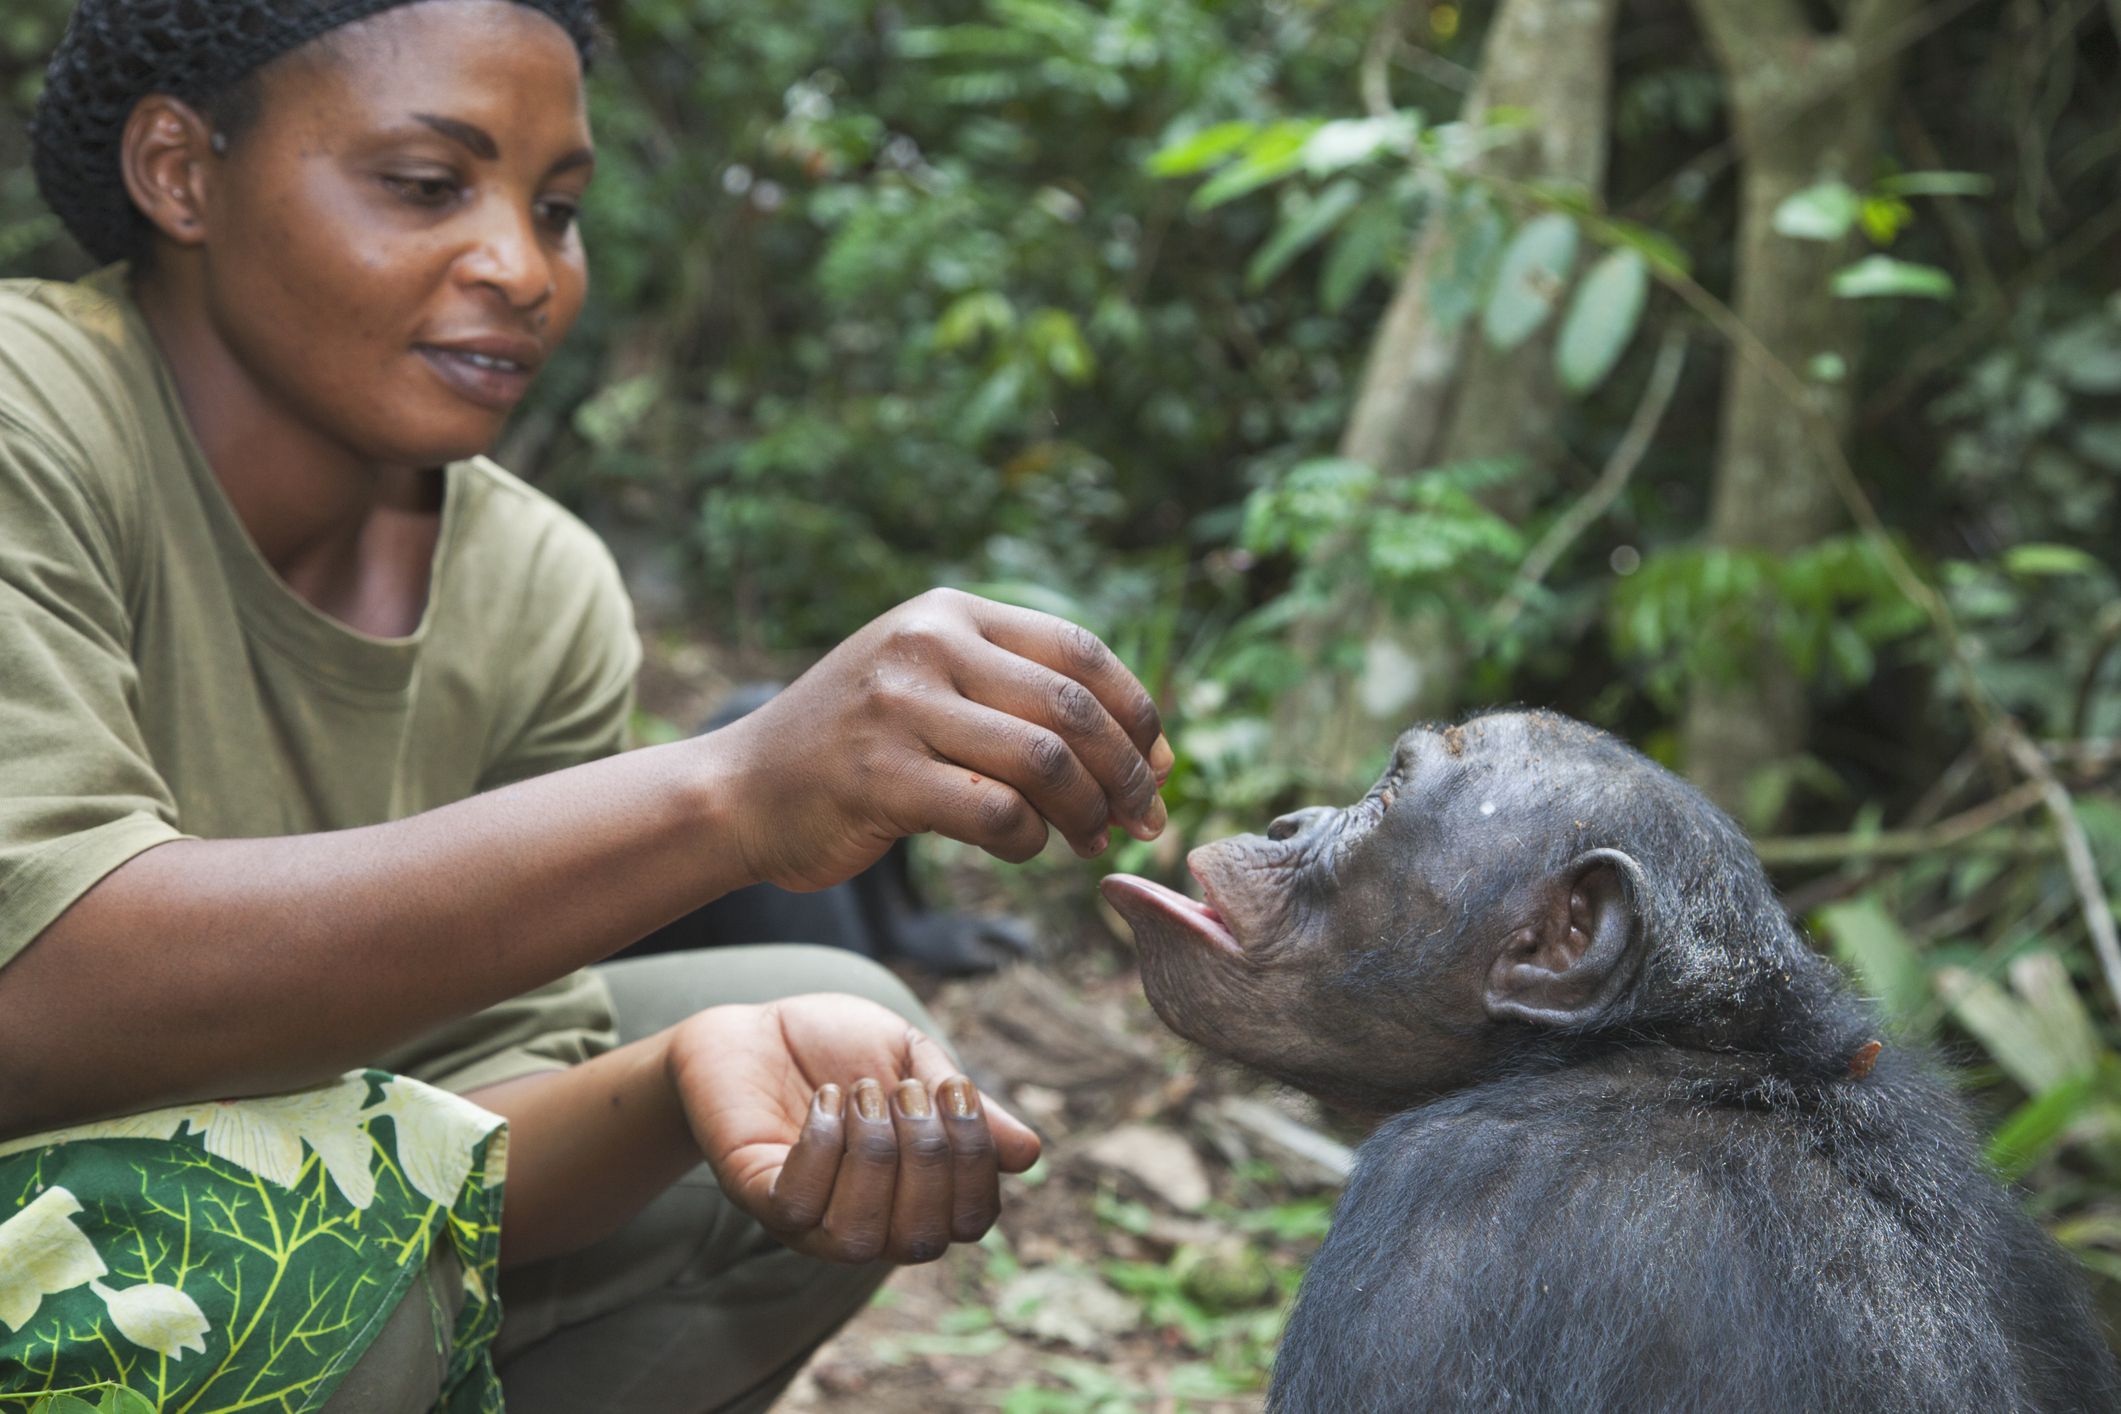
[958,595,1166,764]
[938,1076,1003,1243]
[818,1079,898,1262]
[768,1067,1023,1262]
[944,637,1166,844]
[908,694,1112,859]
[764,1083,843,1235]
[886,1080,955,1263]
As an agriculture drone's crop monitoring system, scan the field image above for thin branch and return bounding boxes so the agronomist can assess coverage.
[2000,726,2121,1013]
[1360,7,1402,119]
[1753,778,2050,866]
[1491,331,1688,630]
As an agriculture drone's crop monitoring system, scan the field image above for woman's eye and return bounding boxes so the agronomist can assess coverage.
[384,174,461,207]
[536,198,581,236]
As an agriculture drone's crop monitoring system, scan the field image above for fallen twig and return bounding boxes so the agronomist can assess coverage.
[1754,778,2052,867]
[1999,726,2121,1014]
[1217,1096,1355,1182]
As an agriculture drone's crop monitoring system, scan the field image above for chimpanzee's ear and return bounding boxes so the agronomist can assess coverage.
[1484,848,1649,1028]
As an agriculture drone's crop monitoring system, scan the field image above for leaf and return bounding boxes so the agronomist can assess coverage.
[2002,543,2099,577]
[1858,195,1913,246]
[1986,1071,2103,1182]
[1147,120,1258,177]
[1426,195,1507,331]
[1189,122,1317,212]
[1246,180,1364,292]
[1772,181,1863,241]
[1302,115,1417,176]
[1319,199,1403,314]
[1481,213,1579,352]
[1817,899,1930,1024]
[1938,959,2099,1096]
[1555,249,1648,393]
[33,1399,101,1414]
[934,290,1016,351]
[1877,170,1994,198]
[100,1392,158,1414]
[1831,257,1955,301]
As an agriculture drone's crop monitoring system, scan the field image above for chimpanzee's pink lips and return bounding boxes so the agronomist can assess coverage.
[1099,874,1243,957]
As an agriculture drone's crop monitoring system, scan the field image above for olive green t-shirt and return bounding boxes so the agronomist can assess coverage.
[0,270,640,1092]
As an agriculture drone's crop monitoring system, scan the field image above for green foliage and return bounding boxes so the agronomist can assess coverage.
[1609,538,1929,709]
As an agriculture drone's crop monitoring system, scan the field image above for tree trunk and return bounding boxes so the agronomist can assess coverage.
[1284,0,1622,788]
[1340,0,1622,479]
[1680,0,1919,822]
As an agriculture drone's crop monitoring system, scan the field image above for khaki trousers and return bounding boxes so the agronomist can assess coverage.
[325,945,937,1413]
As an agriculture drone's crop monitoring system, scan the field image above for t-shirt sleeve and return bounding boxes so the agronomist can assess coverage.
[0,415,188,970]
[474,522,642,792]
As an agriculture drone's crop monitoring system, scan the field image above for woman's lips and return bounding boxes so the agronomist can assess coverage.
[417,345,536,412]
[1099,874,1243,957]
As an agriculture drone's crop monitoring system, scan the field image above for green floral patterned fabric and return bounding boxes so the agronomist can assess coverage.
[0,1072,508,1413]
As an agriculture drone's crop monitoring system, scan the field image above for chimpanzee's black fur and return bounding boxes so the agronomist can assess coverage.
[1224,716,2116,1412]
[1273,1042,2117,1410]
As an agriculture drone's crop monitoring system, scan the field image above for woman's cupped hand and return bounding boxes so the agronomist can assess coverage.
[672,995,1040,1263]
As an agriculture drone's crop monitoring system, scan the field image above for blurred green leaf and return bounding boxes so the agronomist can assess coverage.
[1939,955,2101,1096]
[1832,256,1956,300]
[1247,180,1365,292]
[2003,543,2101,577]
[1147,120,1260,176]
[1772,181,1862,241]
[1818,898,1931,1026]
[1987,1070,2105,1182]
[1189,121,1318,212]
[1482,213,1579,352]
[1877,170,1994,198]
[1320,199,1405,313]
[1555,249,1648,393]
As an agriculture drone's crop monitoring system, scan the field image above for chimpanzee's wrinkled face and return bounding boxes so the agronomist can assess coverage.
[1102,712,1621,1111]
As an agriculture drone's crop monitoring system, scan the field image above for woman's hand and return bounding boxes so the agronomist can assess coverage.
[710,588,1172,892]
[671,995,1041,1264]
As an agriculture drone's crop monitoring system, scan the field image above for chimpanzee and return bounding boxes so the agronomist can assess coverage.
[1101,710,2120,1412]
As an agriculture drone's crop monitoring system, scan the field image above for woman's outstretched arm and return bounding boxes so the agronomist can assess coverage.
[0,589,1168,1138]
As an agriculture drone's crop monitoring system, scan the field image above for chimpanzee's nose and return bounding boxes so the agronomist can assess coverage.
[1266,806,1333,843]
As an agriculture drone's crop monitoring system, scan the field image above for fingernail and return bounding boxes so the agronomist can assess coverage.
[855,1080,885,1121]
[942,1078,978,1119]
[815,1084,842,1117]
[1135,795,1167,838]
[897,1079,932,1118]
[1150,734,1174,781]
[1089,833,1109,857]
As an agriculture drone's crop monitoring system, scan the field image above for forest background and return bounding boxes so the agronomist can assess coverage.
[5,0,2121,1404]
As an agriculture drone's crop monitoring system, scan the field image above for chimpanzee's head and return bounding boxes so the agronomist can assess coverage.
[1102,710,1817,1112]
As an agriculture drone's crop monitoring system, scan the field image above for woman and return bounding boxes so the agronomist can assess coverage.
[0,0,1171,1408]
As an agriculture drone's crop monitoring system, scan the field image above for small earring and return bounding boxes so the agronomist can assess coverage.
[210,131,229,156]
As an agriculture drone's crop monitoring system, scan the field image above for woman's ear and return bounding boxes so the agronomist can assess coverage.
[119,95,219,250]
[1484,848,1650,1028]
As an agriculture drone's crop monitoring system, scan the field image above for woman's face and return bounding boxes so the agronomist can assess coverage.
[190,1,592,468]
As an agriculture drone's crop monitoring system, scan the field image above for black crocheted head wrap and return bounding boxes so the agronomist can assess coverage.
[31,0,599,265]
